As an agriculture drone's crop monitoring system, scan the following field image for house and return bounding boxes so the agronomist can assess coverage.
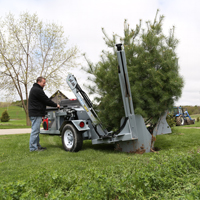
[50,90,68,104]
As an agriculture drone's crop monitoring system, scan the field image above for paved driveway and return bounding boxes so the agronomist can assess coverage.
[0,128,31,135]
[0,126,199,136]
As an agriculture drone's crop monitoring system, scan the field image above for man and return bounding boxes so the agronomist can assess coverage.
[28,77,60,152]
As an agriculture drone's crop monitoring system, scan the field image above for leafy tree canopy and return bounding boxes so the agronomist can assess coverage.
[84,10,184,130]
[0,12,78,125]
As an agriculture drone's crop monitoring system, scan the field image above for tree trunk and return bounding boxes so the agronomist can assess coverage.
[25,96,31,126]
[23,102,31,126]
[26,114,31,126]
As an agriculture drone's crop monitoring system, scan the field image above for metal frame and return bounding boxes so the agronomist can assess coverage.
[66,44,171,152]
[41,43,171,153]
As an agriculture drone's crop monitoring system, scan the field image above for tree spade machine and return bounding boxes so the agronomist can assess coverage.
[40,44,171,153]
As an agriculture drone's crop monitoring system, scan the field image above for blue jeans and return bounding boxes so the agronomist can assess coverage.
[29,116,42,151]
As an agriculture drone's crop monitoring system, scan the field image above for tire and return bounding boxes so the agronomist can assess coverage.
[186,118,191,125]
[190,119,195,124]
[62,123,83,152]
[176,116,184,126]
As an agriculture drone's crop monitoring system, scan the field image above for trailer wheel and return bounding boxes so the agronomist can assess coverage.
[191,119,195,124]
[176,116,184,126]
[186,118,191,125]
[62,124,83,152]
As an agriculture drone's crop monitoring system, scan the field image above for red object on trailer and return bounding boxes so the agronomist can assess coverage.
[43,118,48,130]
[79,121,85,128]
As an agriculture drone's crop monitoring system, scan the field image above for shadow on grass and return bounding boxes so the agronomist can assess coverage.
[82,140,115,152]
[40,135,157,155]
[154,134,174,151]
[41,134,118,153]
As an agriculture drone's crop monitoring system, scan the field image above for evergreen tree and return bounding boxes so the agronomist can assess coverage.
[84,10,184,131]
[1,110,10,122]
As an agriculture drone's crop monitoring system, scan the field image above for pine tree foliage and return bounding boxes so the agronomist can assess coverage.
[84,10,184,131]
[1,110,10,122]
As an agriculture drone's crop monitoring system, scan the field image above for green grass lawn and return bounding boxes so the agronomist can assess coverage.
[1,127,200,199]
[0,106,26,120]
[190,114,200,119]
[0,106,31,129]
[0,119,30,129]
[182,120,200,127]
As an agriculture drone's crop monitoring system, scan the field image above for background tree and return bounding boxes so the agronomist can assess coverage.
[1,110,10,122]
[84,10,184,131]
[0,12,78,125]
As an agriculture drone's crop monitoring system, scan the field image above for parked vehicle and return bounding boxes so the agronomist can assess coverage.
[173,106,195,126]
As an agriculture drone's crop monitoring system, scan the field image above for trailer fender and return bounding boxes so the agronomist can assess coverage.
[60,120,90,133]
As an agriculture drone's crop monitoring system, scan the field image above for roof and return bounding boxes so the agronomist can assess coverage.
[50,90,68,99]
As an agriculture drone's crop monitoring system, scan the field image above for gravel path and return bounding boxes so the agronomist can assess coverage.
[0,128,31,135]
[180,127,200,129]
[0,126,199,136]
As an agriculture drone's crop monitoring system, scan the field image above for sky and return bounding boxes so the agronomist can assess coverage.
[0,0,200,105]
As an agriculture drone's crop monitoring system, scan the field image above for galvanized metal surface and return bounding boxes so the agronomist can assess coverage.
[153,111,171,136]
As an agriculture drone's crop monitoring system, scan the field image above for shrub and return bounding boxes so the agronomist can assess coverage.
[1,110,10,122]
[1,151,200,199]
[166,113,176,127]
[197,117,199,122]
